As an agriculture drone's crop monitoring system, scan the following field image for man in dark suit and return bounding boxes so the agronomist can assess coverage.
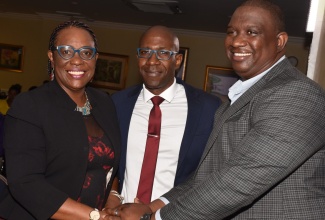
[111,25,221,204]
[107,1,325,219]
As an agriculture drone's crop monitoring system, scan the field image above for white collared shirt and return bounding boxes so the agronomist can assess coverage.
[228,56,285,105]
[121,78,188,203]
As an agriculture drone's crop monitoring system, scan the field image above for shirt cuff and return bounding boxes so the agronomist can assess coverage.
[155,209,162,220]
[154,197,169,220]
[159,197,169,205]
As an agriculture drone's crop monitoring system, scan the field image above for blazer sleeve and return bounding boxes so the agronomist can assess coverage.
[4,93,70,219]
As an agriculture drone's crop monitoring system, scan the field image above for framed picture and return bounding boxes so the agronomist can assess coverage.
[91,52,129,90]
[175,47,189,81]
[0,43,24,72]
[204,66,239,102]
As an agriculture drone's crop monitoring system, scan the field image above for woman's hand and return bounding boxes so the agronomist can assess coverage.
[103,194,122,210]
[104,203,152,220]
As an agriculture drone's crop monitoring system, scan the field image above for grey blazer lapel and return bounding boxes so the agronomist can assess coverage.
[198,102,229,162]
[198,59,288,164]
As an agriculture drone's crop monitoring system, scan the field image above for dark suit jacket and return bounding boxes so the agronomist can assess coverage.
[161,59,325,219]
[0,80,121,220]
[112,78,221,192]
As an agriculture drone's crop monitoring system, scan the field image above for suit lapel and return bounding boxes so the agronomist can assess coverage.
[176,83,201,167]
[118,86,142,183]
[198,59,288,165]
[120,86,142,146]
[197,101,229,163]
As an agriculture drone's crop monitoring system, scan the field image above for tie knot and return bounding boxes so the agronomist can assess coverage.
[151,96,164,106]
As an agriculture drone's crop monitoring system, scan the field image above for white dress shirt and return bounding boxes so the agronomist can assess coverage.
[121,78,188,203]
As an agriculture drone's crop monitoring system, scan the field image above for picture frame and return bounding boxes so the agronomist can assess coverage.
[204,66,239,102]
[0,43,24,72]
[175,47,189,81]
[91,52,129,90]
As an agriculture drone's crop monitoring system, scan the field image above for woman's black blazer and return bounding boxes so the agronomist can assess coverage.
[0,80,121,219]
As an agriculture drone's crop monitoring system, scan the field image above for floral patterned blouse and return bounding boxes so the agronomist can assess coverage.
[77,114,115,210]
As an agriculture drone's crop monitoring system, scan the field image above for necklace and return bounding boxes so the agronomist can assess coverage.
[75,92,91,115]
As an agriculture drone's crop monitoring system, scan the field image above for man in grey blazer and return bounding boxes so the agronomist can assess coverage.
[107,0,325,219]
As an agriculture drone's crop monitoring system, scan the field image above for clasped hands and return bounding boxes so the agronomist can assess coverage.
[102,198,153,220]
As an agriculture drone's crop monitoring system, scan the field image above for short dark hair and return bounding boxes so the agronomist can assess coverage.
[240,0,285,33]
[9,84,22,94]
[47,20,98,75]
[28,86,37,91]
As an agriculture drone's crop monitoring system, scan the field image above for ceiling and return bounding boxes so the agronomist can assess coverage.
[0,0,311,38]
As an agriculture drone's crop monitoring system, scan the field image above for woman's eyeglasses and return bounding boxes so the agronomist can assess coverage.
[52,45,97,60]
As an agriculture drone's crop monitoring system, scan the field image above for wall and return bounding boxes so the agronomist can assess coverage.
[316,26,325,88]
[0,14,310,94]
[307,0,325,89]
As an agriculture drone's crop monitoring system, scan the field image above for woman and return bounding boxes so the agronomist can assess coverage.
[0,21,122,219]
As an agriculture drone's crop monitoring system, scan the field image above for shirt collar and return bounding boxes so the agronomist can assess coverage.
[142,78,177,103]
[228,56,286,104]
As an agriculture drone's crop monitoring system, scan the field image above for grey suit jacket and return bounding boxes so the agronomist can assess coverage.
[161,58,325,219]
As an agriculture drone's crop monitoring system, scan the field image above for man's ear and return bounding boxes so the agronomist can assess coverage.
[175,53,183,69]
[276,32,288,52]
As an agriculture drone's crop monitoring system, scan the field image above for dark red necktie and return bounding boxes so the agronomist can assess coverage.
[136,96,164,204]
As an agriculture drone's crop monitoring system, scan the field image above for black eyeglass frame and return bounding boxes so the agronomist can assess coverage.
[51,45,97,60]
[137,48,178,61]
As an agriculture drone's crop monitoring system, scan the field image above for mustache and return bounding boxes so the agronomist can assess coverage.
[142,67,162,73]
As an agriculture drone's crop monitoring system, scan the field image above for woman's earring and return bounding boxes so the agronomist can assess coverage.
[50,67,55,81]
